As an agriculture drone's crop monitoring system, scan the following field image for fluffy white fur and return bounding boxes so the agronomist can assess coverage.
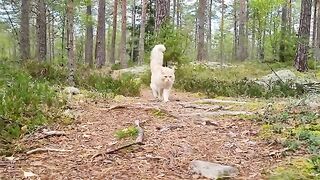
[150,44,175,102]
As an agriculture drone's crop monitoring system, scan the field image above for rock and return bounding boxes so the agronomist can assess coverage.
[63,86,80,95]
[256,69,296,87]
[190,160,238,179]
[299,93,320,109]
[111,65,148,79]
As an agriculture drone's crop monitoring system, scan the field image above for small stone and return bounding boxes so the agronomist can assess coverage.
[190,160,238,179]
[64,86,80,95]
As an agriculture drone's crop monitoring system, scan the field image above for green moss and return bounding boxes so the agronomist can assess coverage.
[115,126,139,140]
[269,158,319,180]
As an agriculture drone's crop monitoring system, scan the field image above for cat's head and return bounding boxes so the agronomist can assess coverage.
[154,44,166,53]
[161,67,175,83]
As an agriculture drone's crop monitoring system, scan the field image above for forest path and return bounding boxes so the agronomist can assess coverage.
[1,88,284,179]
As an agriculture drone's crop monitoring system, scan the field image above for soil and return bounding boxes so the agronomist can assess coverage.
[0,89,286,180]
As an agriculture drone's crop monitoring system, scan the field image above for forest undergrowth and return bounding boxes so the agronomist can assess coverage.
[1,59,320,178]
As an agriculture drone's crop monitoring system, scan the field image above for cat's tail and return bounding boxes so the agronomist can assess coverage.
[150,44,166,68]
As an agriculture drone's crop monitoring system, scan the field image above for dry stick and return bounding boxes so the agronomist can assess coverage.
[91,120,144,160]
[26,148,73,155]
[106,104,179,119]
[42,130,66,138]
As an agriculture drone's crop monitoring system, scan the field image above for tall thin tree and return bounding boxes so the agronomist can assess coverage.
[110,0,118,64]
[20,0,30,61]
[36,0,47,61]
[119,0,127,68]
[85,0,93,67]
[279,0,288,62]
[138,0,147,65]
[155,0,170,32]
[66,0,75,86]
[312,0,318,47]
[237,0,247,61]
[294,0,312,72]
[96,0,106,68]
[197,0,206,62]
[317,0,320,48]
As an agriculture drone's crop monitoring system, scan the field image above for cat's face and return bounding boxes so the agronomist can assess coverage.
[161,67,175,83]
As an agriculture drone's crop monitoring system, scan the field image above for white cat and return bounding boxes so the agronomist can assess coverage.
[150,44,175,102]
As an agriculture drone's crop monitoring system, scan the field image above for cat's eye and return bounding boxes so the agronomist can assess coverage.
[164,76,167,78]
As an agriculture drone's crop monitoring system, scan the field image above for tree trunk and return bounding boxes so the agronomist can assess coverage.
[48,9,52,62]
[85,2,94,67]
[294,0,312,72]
[131,0,136,62]
[96,0,106,68]
[110,0,118,64]
[251,13,256,59]
[312,0,317,47]
[233,0,238,60]
[20,0,30,61]
[220,0,225,64]
[155,0,170,32]
[36,0,47,61]
[67,0,75,86]
[207,0,212,56]
[176,0,181,27]
[317,0,320,48]
[119,0,127,68]
[288,0,292,33]
[51,13,55,61]
[173,0,176,26]
[279,1,288,62]
[197,0,206,62]
[138,0,147,65]
[237,0,246,61]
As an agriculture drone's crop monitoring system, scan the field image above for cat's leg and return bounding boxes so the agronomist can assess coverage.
[150,83,158,99]
[159,88,164,101]
[162,88,171,102]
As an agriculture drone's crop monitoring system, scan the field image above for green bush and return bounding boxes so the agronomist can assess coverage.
[174,64,305,98]
[0,62,65,154]
[151,23,191,66]
[76,72,141,97]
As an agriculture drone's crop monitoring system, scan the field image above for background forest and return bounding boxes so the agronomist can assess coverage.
[0,0,320,179]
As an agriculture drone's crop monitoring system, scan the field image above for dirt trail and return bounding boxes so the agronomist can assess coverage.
[0,89,283,179]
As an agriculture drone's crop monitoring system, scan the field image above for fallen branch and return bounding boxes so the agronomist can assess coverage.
[26,148,73,155]
[179,103,223,112]
[91,120,144,160]
[195,99,247,104]
[105,104,179,119]
[41,130,66,138]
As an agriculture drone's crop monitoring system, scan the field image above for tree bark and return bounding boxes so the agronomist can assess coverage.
[317,0,320,48]
[233,0,238,60]
[96,0,106,68]
[119,0,127,68]
[85,2,94,67]
[207,0,212,56]
[110,0,118,64]
[138,0,147,65]
[197,0,206,62]
[20,0,30,61]
[312,0,317,47]
[220,0,225,64]
[155,0,170,32]
[176,0,181,27]
[131,0,136,62]
[279,0,288,62]
[36,0,47,61]
[67,0,75,86]
[237,0,247,61]
[294,0,312,72]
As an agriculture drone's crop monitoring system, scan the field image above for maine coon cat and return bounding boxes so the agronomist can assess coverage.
[150,44,175,102]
